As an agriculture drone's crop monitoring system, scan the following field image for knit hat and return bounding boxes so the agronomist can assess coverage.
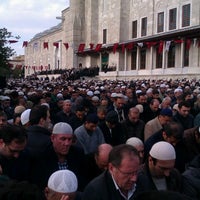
[48,170,78,193]
[135,104,144,113]
[87,91,93,97]
[52,122,73,134]
[149,141,176,160]
[126,137,143,147]
[20,109,31,125]
[92,96,99,101]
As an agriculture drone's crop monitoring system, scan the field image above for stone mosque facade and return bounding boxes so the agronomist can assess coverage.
[24,0,200,80]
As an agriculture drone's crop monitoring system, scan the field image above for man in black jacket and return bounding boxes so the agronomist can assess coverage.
[26,105,52,159]
[30,122,87,192]
[138,141,182,192]
[182,154,200,200]
[99,110,126,146]
[0,125,30,181]
[82,144,144,200]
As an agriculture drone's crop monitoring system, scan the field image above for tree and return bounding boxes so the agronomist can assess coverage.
[0,28,20,76]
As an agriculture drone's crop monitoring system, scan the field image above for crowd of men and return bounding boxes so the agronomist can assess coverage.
[0,75,200,199]
[31,66,100,81]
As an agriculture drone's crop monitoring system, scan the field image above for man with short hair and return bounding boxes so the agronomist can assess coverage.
[74,113,105,154]
[0,111,8,128]
[85,143,113,183]
[144,108,173,141]
[0,125,29,181]
[26,105,52,158]
[99,110,126,146]
[138,141,181,192]
[108,96,126,122]
[173,101,194,130]
[82,144,144,200]
[121,107,145,141]
[141,99,161,123]
[68,105,85,131]
[54,99,73,124]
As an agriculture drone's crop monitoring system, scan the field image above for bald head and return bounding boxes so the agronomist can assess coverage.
[95,144,113,170]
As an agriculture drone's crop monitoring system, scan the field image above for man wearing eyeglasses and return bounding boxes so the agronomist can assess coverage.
[82,144,144,200]
[0,124,29,181]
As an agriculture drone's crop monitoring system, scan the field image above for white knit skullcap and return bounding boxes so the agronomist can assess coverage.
[21,109,31,125]
[149,141,176,160]
[135,104,143,113]
[87,91,93,97]
[126,137,144,147]
[136,90,142,94]
[48,170,78,193]
[52,122,73,134]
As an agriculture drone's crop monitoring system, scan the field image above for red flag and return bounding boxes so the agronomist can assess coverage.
[43,42,48,49]
[22,41,28,47]
[8,40,18,43]
[186,39,191,50]
[174,39,183,44]
[63,43,69,50]
[94,44,102,52]
[89,43,94,50]
[53,42,59,48]
[146,41,157,48]
[121,44,125,53]
[78,43,85,52]
[113,43,118,54]
[126,42,134,51]
[158,41,164,54]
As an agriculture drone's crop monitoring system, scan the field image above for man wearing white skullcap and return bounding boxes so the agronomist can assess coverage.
[137,141,181,192]
[20,109,31,128]
[45,169,78,200]
[29,122,87,192]
[126,137,144,164]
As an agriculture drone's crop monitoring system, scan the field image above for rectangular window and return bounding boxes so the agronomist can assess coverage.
[169,8,177,30]
[183,42,189,67]
[182,4,190,27]
[131,50,137,70]
[168,44,175,68]
[140,48,146,69]
[103,29,107,44]
[156,46,162,68]
[141,17,147,36]
[132,20,137,38]
[157,12,164,33]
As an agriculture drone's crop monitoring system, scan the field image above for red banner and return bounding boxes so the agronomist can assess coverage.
[53,42,59,48]
[113,43,119,54]
[43,42,49,49]
[158,41,164,54]
[63,43,69,50]
[94,44,102,52]
[78,43,85,52]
